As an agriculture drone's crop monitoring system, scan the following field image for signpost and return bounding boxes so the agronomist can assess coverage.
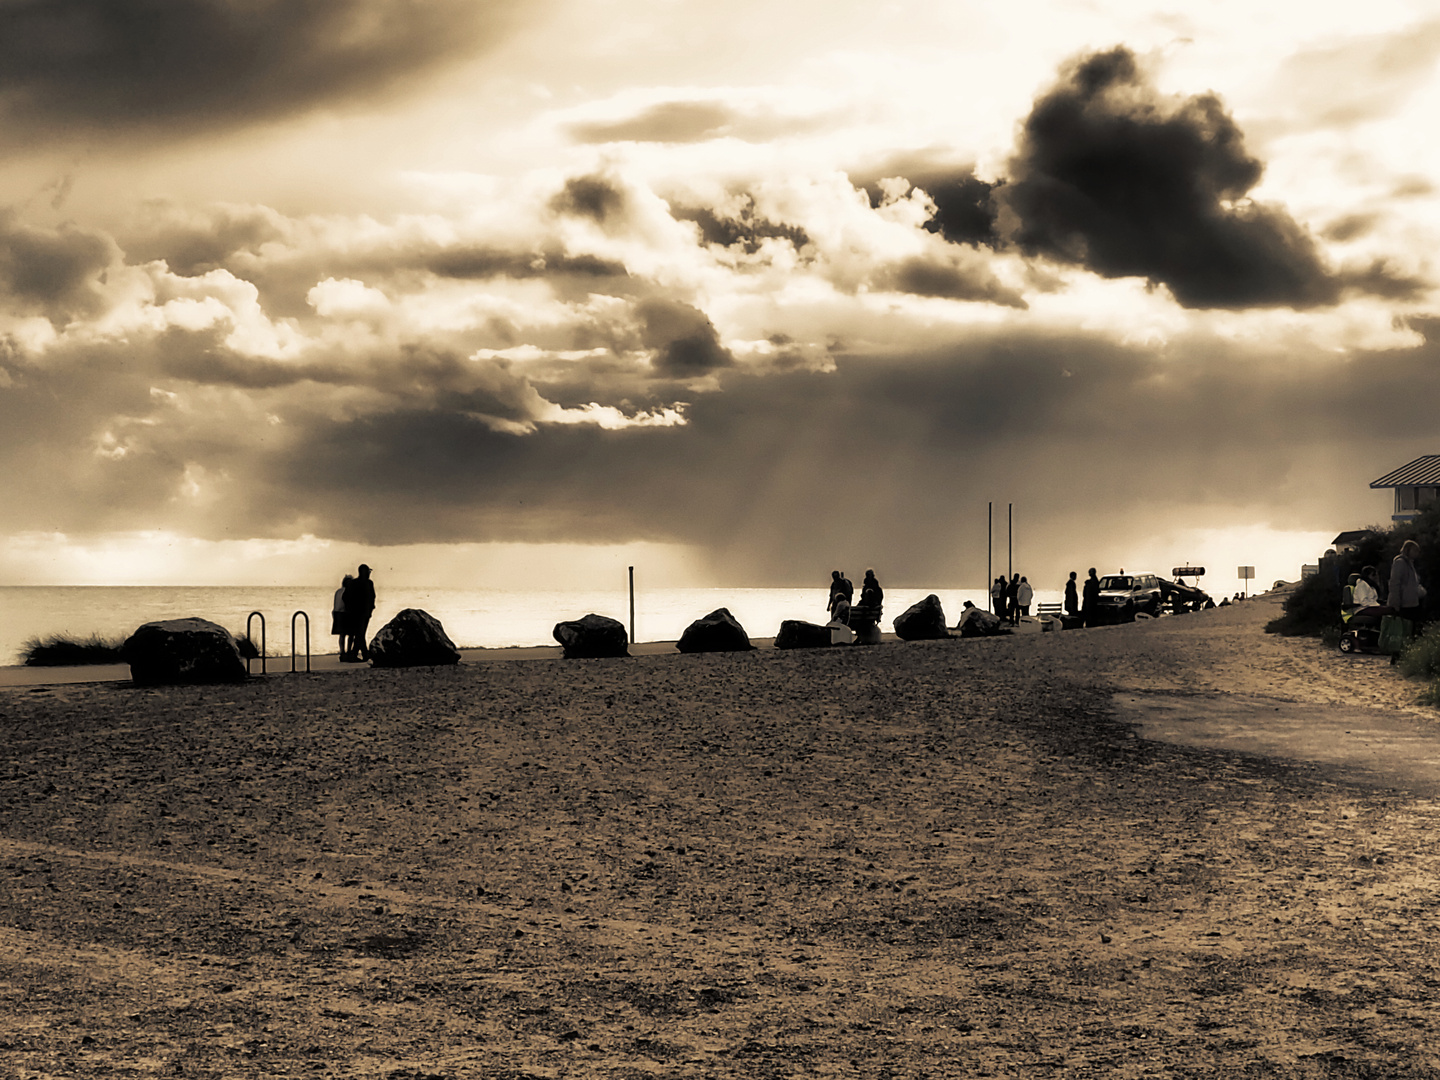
[1238,565,1255,599]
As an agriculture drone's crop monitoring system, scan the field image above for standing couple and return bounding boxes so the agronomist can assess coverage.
[331,564,377,662]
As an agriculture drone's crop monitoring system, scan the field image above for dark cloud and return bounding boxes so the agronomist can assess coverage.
[671,200,810,254]
[852,154,1001,248]
[7,312,1440,582]
[550,175,628,225]
[1002,46,1394,310]
[427,248,627,282]
[241,326,1440,582]
[0,210,116,321]
[637,299,733,376]
[877,253,1026,308]
[119,202,288,276]
[0,0,527,140]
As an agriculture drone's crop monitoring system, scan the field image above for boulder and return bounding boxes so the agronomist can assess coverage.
[774,619,835,649]
[553,613,630,659]
[369,608,461,667]
[893,594,949,640]
[676,608,755,653]
[122,618,248,686]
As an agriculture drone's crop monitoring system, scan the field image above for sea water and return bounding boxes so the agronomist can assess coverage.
[0,584,1063,666]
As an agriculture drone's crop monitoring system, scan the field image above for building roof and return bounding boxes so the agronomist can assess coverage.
[1371,456,1440,488]
[1332,530,1376,545]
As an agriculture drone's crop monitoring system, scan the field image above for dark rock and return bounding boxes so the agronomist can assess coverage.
[677,608,755,653]
[122,618,248,686]
[369,608,461,667]
[893,594,950,640]
[553,613,630,659]
[774,620,835,649]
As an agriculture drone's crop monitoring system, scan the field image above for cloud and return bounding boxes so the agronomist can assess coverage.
[0,210,118,322]
[551,174,629,225]
[567,97,830,145]
[119,202,290,276]
[214,321,1440,581]
[875,250,1026,308]
[1268,18,1440,130]
[1000,46,1411,310]
[637,298,734,376]
[671,199,811,254]
[851,153,1001,248]
[0,0,531,141]
[569,100,738,144]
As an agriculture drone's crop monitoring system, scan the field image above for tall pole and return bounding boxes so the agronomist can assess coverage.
[987,501,992,597]
[1008,503,1013,579]
[628,565,636,645]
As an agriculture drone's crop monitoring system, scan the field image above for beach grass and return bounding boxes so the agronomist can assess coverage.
[20,632,127,666]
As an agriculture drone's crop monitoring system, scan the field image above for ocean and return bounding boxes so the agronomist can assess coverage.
[0,584,1063,666]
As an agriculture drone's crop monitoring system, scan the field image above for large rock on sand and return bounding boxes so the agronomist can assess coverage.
[774,619,835,649]
[677,608,755,653]
[369,608,461,667]
[893,594,949,640]
[553,613,630,659]
[122,618,248,686]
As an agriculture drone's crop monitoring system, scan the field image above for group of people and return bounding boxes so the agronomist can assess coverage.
[988,574,1035,625]
[1344,540,1427,642]
[826,569,884,626]
[331,564,377,662]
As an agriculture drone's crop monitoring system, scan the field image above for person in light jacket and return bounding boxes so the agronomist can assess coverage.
[1017,576,1033,618]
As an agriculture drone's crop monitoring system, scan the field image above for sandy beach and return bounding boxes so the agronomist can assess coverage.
[4,591,1440,1077]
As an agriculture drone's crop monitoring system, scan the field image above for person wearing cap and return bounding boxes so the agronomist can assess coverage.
[342,564,377,662]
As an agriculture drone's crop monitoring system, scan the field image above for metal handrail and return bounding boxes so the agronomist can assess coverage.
[246,611,266,675]
[291,610,311,673]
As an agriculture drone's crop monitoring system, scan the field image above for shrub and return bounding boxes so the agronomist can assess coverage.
[1397,624,1440,681]
[1265,573,1341,636]
[1265,525,1392,637]
[22,633,127,666]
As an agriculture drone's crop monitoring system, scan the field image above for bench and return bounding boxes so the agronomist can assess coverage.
[1037,602,1064,616]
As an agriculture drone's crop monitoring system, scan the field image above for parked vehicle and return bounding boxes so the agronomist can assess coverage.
[1094,572,1164,622]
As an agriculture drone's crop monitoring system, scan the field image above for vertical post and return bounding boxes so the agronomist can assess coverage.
[1008,503,1013,579]
[987,501,992,599]
[628,565,636,645]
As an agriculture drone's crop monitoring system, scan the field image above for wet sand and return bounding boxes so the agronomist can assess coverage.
[4,592,1440,1077]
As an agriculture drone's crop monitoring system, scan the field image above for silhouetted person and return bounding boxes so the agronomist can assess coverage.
[343,564,376,662]
[1082,567,1100,627]
[332,573,353,659]
[1064,571,1079,617]
[1017,576,1033,618]
[1005,574,1020,625]
[1389,540,1426,639]
[858,569,883,619]
[991,576,1006,617]
[828,570,853,616]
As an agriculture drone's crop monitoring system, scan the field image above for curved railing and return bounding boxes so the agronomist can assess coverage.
[291,610,311,673]
[245,611,266,676]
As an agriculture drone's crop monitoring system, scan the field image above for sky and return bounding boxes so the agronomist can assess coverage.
[1,0,1437,593]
